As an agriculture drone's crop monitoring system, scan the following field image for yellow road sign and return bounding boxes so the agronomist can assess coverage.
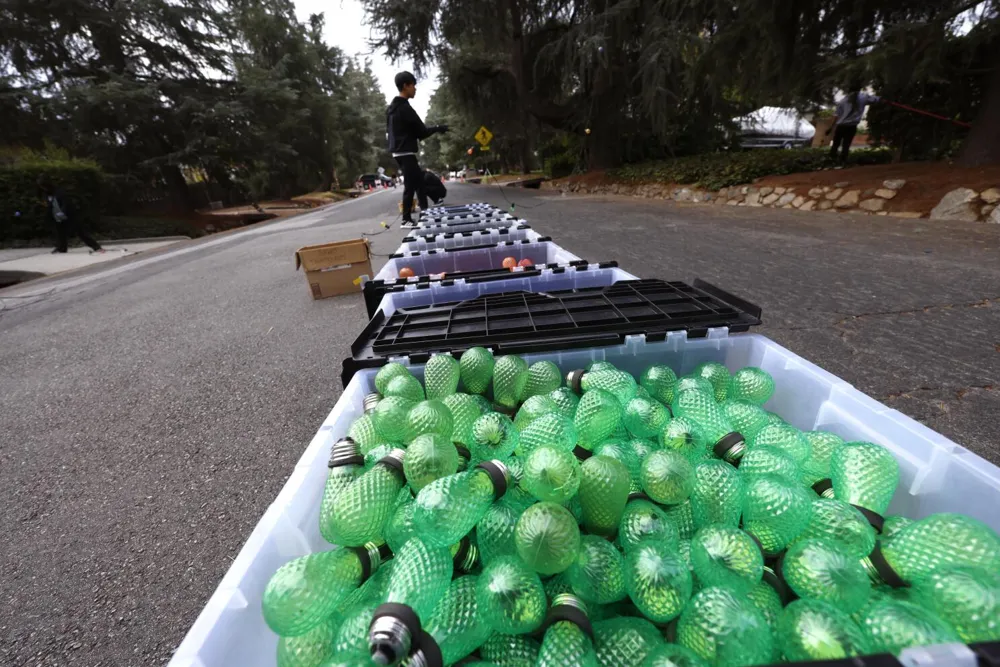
[474,125,494,147]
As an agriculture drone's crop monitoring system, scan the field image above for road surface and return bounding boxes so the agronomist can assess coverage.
[1,184,997,666]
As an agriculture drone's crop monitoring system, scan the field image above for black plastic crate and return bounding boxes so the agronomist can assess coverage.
[343,278,762,385]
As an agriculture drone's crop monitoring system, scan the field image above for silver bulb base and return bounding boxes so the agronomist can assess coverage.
[369,616,412,666]
[363,392,382,414]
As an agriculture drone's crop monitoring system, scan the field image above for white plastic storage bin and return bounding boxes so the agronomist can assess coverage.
[414,214,521,236]
[373,264,638,317]
[421,203,495,216]
[169,331,1000,667]
[394,226,545,253]
[372,240,581,282]
[418,209,510,225]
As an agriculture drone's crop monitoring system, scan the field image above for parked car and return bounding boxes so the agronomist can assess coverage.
[356,173,395,189]
[734,106,815,149]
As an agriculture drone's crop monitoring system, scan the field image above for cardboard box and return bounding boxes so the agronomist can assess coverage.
[294,239,373,299]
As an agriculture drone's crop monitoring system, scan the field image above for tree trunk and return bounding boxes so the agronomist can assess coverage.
[161,165,197,213]
[957,62,1000,167]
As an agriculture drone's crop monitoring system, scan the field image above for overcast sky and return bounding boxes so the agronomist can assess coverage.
[293,0,440,118]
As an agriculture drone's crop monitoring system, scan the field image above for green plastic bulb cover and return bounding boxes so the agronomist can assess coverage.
[475,501,522,565]
[412,462,510,547]
[690,525,762,594]
[782,538,871,613]
[642,643,708,667]
[493,355,529,408]
[536,595,598,667]
[671,389,742,459]
[347,414,381,452]
[738,445,801,484]
[425,575,491,664]
[910,566,1000,642]
[403,433,459,492]
[693,361,731,402]
[624,396,670,439]
[618,497,679,555]
[660,416,708,462]
[371,396,416,443]
[727,367,775,405]
[442,393,482,446]
[749,423,811,463]
[640,364,678,405]
[382,537,454,621]
[548,386,580,418]
[689,459,743,529]
[325,449,406,547]
[522,444,581,503]
[514,395,559,430]
[384,373,424,402]
[567,534,628,604]
[676,586,773,666]
[375,362,412,395]
[794,497,875,559]
[477,556,547,634]
[777,599,870,662]
[518,412,578,457]
[593,616,665,666]
[384,495,417,554]
[277,615,339,667]
[593,440,643,494]
[470,412,520,461]
[574,388,625,450]
[625,538,693,622]
[860,598,959,655]
[515,501,581,575]
[579,369,638,405]
[720,400,769,443]
[640,450,695,505]
[524,360,563,399]
[579,455,631,536]
[319,439,365,544]
[423,354,460,400]
[742,473,813,554]
[800,430,846,485]
[480,633,541,667]
[877,513,1000,585]
[459,347,495,395]
[406,399,454,442]
[829,441,899,516]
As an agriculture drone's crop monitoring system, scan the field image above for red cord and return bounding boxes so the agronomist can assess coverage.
[885,100,973,129]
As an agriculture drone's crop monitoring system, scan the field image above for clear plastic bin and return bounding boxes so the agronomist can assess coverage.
[394,226,544,253]
[169,331,1000,667]
[418,209,510,225]
[372,240,581,282]
[413,215,521,235]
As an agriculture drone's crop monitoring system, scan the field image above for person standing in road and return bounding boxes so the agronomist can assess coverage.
[387,71,449,227]
[828,87,881,164]
[39,177,104,254]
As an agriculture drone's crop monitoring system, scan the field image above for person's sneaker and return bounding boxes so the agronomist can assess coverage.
[51,248,65,254]
[400,220,418,229]
[90,248,106,254]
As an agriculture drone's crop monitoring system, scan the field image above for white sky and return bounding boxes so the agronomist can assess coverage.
[293,0,440,118]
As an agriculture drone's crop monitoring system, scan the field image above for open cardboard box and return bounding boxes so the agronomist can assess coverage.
[294,238,372,299]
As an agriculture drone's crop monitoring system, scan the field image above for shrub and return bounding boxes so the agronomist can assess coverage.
[0,159,104,243]
[544,153,577,179]
[608,148,893,191]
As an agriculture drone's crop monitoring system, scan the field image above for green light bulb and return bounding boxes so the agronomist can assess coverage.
[423,355,459,401]
[480,633,540,667]
[641,644,708,667]
[493,355,529,408]
[477,556,547,634]
[720,400,769,443]
[476,501,522,565]
[368,537,454,665]
[566,535,627,604]
[640,450,695,506]
[334,601,379,658]
[405,400,453,442]
[548,387,580,417]
[625,538,693,622]
[746,580,783,634]
[424,576,491,664]
[471,394,492,414]
[517,412,577,457]
[689,459,743,529]
[537,594,598,667]
[372,397,416,443]
[777,599,870,661]
[364,444,395,469]
[676,586,773,666]
[277,614,339,667]
[523,445,581,503]
[403,434,458,492]
[671,389,743,463]
[524,360,563,399]
[575,369,637,405]
[326,449,406,546]
[320,439,366,544]
[384,495,416,554]
[263,543,387,636]
[693,362,731,402]
[738,446,801,484]
[515,501,581,575]
[871,513,1000,586]
[384,374,425,402]
[800,431,846,485]
[666,500,697,540]
[782,538,871,613]
[627,437,656,462]
[441,393,481,446]
[727,367,774,405]
[347,415,381,453]
[579,455,631,536]
[375,363,413,395]
[690,525,762,594]
[544,573,575,603]
[514,395,559,430]
[859,598,959,655]
[470,412,519,461]
[339,558,395,612]
[794,497,875,559]
[910,566,1000,642]
[588,360,618,372]
[881,515,914,542]
[593,616,664,666]
[618,497,679,555]
[459,347,495,395]
[593,440,642,494]
[624,396,670,439]
[749,423,811,463]
[827,441,899,518]
[742,474,813,554]
[574,389,624,450]
[411,461,511,547]
[675,376,715,397]
[659,417,707,462]
[640,364,678,405]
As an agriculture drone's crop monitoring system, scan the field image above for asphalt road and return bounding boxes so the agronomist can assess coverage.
[1,183,998,666]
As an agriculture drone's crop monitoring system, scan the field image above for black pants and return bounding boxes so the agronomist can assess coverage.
[54,218,101,252]
[829,124,858,162]
[395,154,428,221]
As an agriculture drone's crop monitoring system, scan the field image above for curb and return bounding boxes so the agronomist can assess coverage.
[101,236,192,245]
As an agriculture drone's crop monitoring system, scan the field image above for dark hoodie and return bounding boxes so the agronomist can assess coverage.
[386,96,437,155]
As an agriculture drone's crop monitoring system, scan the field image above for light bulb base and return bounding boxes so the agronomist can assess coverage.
[713,432,746,465]
[329,437,363,469]
[363,392,383,414]
[407,631,444,667]
[861,543,908,589]
[378,448,407,477]
[811,478,835,497]
[453,537,479,573]
[369,603,421,666]
[541,593,593,639]
[572,445,593,461]
[454,443,471,471]
[476,459,510,500]
[851,503,886,534]
[566,369,586,394]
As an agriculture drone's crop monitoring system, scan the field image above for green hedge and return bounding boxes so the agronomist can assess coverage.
[0,160,103,242]
[609,148,894,191]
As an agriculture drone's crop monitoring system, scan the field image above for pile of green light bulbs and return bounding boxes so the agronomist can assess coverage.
[263,350,1000,667]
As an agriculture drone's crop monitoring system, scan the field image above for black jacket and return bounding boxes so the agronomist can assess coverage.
[386,96,439,155]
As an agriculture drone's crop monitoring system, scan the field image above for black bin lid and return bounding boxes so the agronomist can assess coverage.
[343,278,762,386]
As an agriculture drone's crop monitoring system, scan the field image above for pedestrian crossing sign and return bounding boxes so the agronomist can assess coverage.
[475,125,494,147]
